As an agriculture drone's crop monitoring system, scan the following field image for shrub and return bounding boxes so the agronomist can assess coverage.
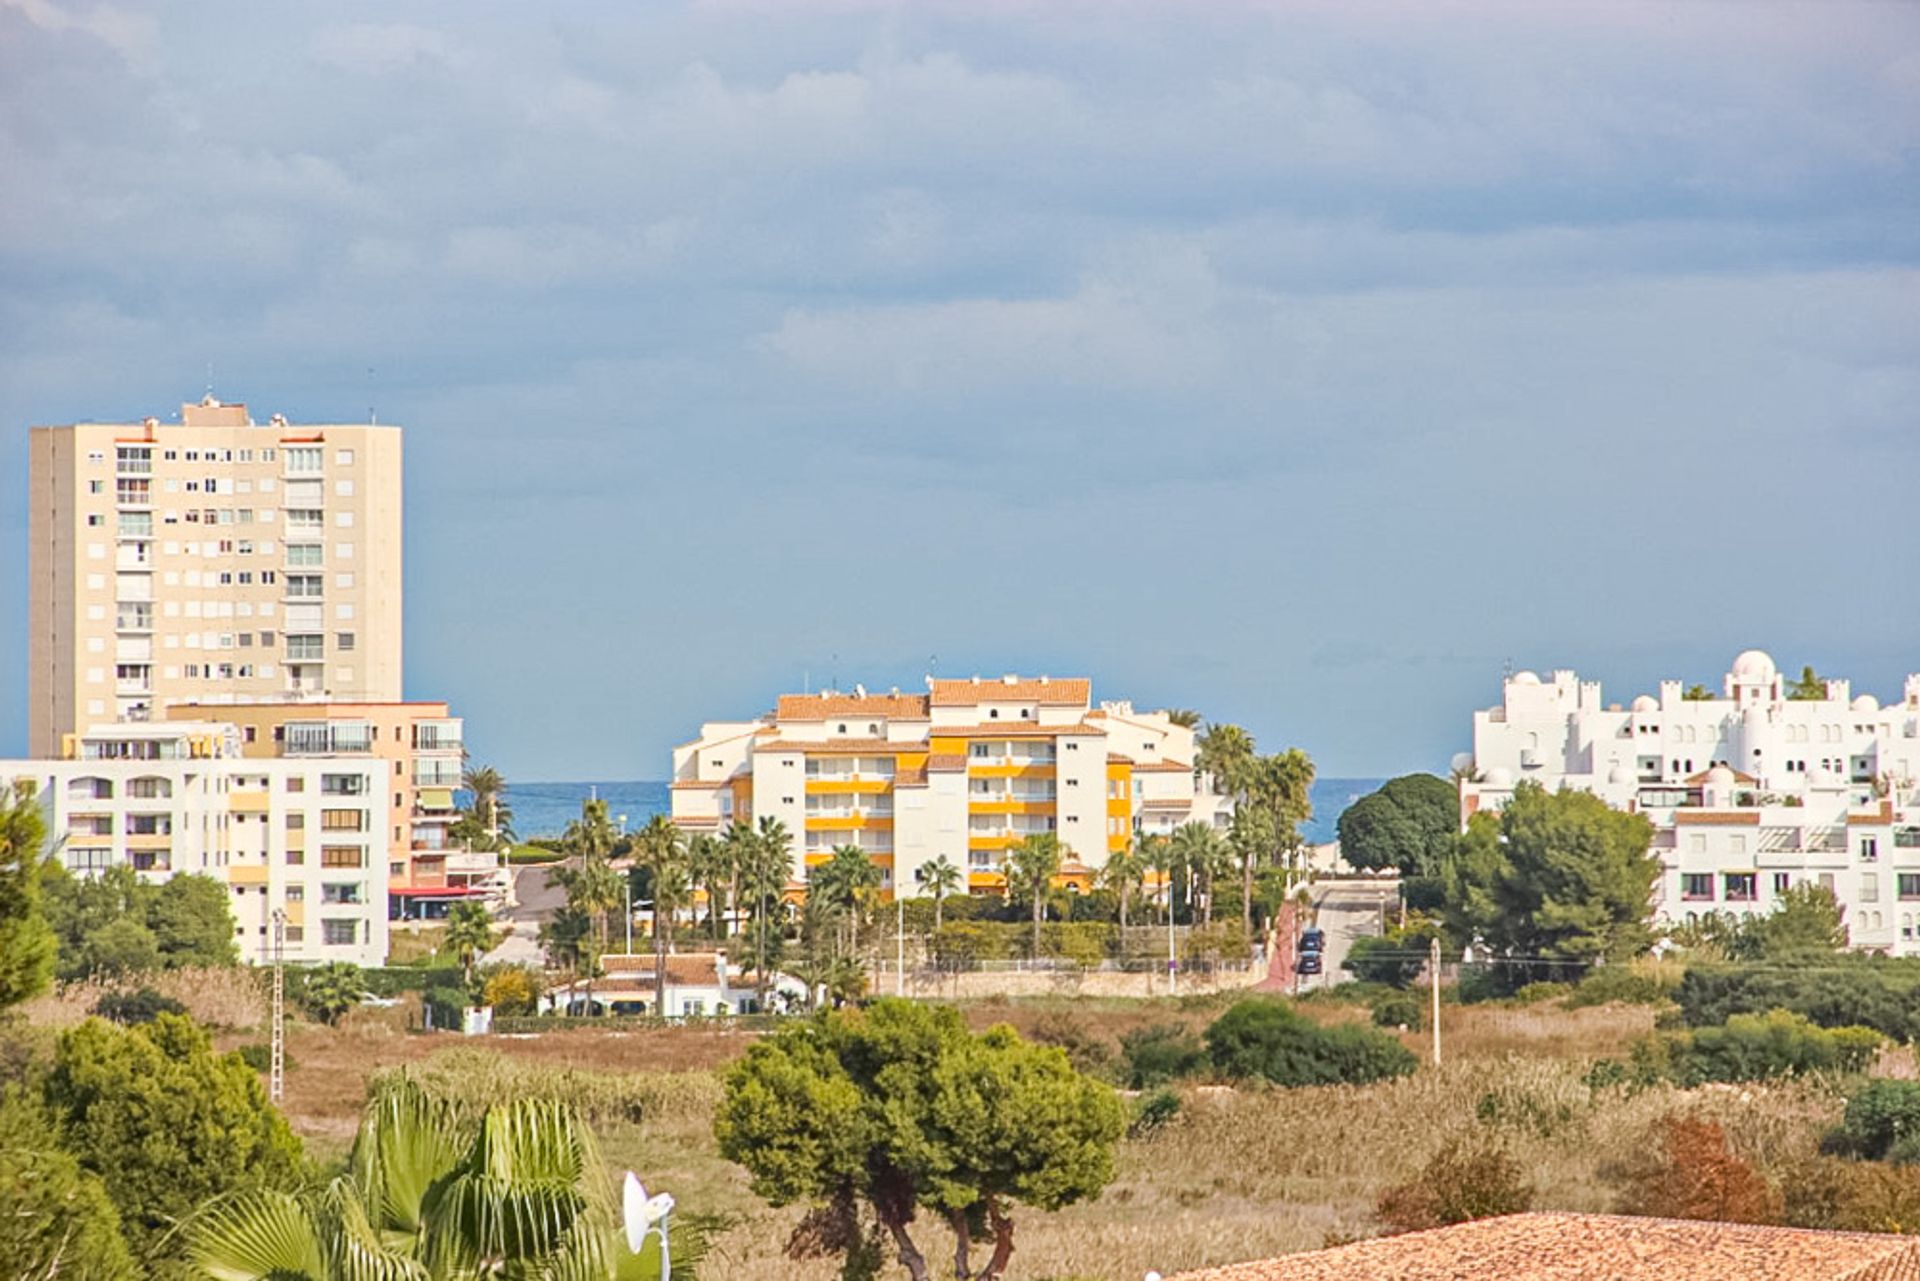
[1376,1136,1533,1232]
[1675,961,1920,1040]
[1205,999,1418,1087]
[1128,1088,1182,1138]
[1042,922,1114,967]
[1566,964,1672,1008]
[234,1042,295,1074]
[1370,992,1423,1031]
[1643,1010,1883,1086]
[480,965,540,1015]
[1828,1080,1920,1161]
[1783,1156,1920,1233]
[93,986,188,1025]
[0,1090,135,1281]
[1454,964,1505,1005]
[1119,1024,1207,1088]
[424,985,469,1030]
[931,920,1015,970]
[1616,1114,1779,1224]
[1181,921,1250,968]
[1342,929,1429,988]
[1029,1012,1114,1077]
[1510,982,1572,1006]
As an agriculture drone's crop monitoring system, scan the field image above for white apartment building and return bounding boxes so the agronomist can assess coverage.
[671,675,1232,896]
[27,395,403,757]
[1458,650,1920,953]
[1,721,389,967]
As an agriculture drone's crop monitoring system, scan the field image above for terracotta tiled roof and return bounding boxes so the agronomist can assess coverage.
[757,738,914,754]
[926,754,968,772]
[1167,1212,1920,1281]
[929,677,1092,707]
[561,953,727,988]
[776,692,929,720]
[1133,760,1196,773]
[928,722,1104,738]
[1141,798,1193,809]
[894,768,928,787]
[1685,766,1759,785]
[1850,803,1896,826]
[1673,810,1762,825]
[1107,753,1136,766]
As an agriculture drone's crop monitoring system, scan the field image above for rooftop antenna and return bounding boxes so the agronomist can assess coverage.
[206,361,215,400]
[1502,656,1514,680]
[368,365,377,425]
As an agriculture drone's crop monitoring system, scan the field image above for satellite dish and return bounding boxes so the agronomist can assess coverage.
[623,1174,648,1253]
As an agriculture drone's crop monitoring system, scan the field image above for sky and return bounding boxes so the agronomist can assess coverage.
[2,0,1916,783]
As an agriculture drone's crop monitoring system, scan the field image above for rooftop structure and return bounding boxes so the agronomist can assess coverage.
[1459,651,1920,952]
[672,675,1230,896]
[1168,1212,1920,1280]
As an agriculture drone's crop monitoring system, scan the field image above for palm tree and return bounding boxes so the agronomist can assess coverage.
[1196,722,1257,797]
[539,904,602,1015]
[1229,804,1277,935]
[633,816,688,1017]
[1005,832,1063,956]
[1137,832,1171,923]
[456,764,515,850]
[915,855,962,931]
[1164,708,1203,729]
[442,900,497,992]
[1248,749,1316,894]
[186,1079,704,1280]
[748,817,793,1006]
[813,844,882,958]
[1101,840,1145,931]
[300,961,364,1026]
[563,797,620,862]
[1170,822,1227,928]
[722,821,757,942]
[686,834,725,941]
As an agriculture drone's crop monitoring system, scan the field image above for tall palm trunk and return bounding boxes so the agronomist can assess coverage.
[654,895,668,1017]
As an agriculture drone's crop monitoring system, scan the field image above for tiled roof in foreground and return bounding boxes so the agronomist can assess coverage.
[1167,1213,1920,1281]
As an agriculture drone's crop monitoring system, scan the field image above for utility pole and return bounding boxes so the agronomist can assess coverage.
[1166,890,1178,997]
[625,881,633,956]
[1429,934,1443,1067]
[269,909,286,1103]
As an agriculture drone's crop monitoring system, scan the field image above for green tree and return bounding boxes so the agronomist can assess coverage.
[81,915,163,977]
[187,1079,703,1281]
[442,900,498,991]
[147,874,241,968]
[686,832,727,940]
[714,1000,1125,1281]
[1437,781,1660,986]
[45,1013,303,1270]
[1006,832,1064,956]
[634,815,690,1015]
[1204,998,1417,1086]
[812,843,882,962]
[1100,840,1145,931]
[1336,773,1458,878]
[745,817,794,1006]
[1170,822,1229,928]
[298,961,365,1026]
[723,820,759,941]
[42,862,238,980]
[1682,683,1714,701]
[1730,883,1849,961]
[0,781,55,1011]
[1788,665,1827,700]
[915,854,963,931]
[1195,722,1256,797]
[1247,749,1315,895]
[0,1088,136,1281]
[449,763,515,851]
[539,904,603,1015]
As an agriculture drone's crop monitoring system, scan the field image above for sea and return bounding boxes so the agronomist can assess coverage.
[509,777,1387,845]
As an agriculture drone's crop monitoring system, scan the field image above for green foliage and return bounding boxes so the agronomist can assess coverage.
[42,863,238,980]
[1204,999,1418,1087]
[1565,964,1675,1008]
[1436,782,1659,987]
[1375,1136,1533,1232]
[1674,958,1920,1041]
[1127,1089,1182,1138]
[1510,982,1572,1005]
[480,963,542,1015]
[1787,664,1827,700]
[424,985,469,1030]
[43,1013,303,1269]
[1827,1080,1920,1161]
[93,986,188,1025]
[1341,923,1433,988]
[235,1042,295,1074]
[441,901,498,987]
[1336,774,1457,877]
[931,920,1016,969]
[0,1088,136,1281]
[1118,1024,1207,1088]
[1727,884,1850,960]
[1370,992,1423,1031]
[291,961,365,1025]
[1635,1010,1882,1086]
[1046,921,1115,967]
[714,999,1126,1279]
[0,781,56,1011]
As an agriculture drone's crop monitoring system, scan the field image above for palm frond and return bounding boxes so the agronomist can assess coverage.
[185,1190,327,1281]
[355,1079,468,1239]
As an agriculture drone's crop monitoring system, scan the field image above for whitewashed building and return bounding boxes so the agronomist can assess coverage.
[671,675,1233,898]
[1,721,388,967]
[1457,650,1920,952]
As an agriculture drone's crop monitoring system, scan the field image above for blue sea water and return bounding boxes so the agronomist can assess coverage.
[508,777,1385,844]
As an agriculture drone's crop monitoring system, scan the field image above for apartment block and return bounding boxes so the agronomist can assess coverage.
[28,396,402,756]
[1458,649,1920,953]
[671,674,1232,896]
[161,700,488,915]
[1,721,388,967]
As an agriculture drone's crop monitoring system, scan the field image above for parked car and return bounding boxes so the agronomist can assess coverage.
[1297,951,1323,975]
[1300,928,1326,954]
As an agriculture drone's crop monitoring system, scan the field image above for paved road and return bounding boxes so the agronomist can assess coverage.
[1301,877,1400,990]
[483,863,573,967]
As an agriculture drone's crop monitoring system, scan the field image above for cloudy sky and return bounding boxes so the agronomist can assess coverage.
[2,0,1916,782]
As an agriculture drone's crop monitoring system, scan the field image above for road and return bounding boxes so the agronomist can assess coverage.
[483,862,573,967]
[1302,877,1399,990]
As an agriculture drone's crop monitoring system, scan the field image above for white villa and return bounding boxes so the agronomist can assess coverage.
[1458,650,1920,952]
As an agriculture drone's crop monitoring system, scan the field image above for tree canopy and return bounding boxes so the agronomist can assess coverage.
[0,780,56,1011]
[714,999,1125,1281]
[1336,773,1457,878]
[42,863,238,980]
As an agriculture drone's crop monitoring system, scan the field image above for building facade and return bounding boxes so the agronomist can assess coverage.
[671,674,1232,896]
[28,396,403,756]
[1458,650,1920,953]
[1,721,388,967]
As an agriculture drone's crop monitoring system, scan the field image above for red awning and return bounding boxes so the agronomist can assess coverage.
[388,885,488,898]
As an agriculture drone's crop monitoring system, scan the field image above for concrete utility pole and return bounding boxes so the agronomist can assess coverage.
[1429,934,1443,1066]
[269,909,286,1103]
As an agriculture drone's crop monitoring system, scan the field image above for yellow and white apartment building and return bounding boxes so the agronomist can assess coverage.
[670,675,1234,895]
[0,721,388,967]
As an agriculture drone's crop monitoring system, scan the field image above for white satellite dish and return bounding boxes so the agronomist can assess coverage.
[622,1172,676,1256]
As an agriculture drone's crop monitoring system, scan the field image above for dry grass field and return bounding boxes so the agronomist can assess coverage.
[214,991,1851,1281]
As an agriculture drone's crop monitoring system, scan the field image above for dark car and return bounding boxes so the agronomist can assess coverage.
[1296,951,1324,975]
[1300,928,1326,954]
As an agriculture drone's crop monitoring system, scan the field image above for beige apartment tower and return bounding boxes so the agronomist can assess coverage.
[28,396,403,757]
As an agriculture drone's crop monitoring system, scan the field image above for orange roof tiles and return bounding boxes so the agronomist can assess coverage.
[776,692,929,720]
[1850,803,1896,826]
[1133,760,1197,773]
[1673,810,1762,825]
[926,754,968,772]
[757,738,913,754]
[928,722,1104,738]
[1167,1212,1920,1281]
[929,677,1092,707]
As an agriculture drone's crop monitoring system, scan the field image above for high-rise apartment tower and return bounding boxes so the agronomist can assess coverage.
[28,396,402,756]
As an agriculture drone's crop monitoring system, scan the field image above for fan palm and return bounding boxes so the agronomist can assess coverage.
[1005,832,1063,956]
[748,817,794,1005]
[1136,832,1171,923]
[914,855,962,931]
[1101,841,1145,931]
[457,765,515,850]
[812,844,882,957]
[442,901,498,991]
[187,1080,704,1280]
[1196,723,1257,797]
[633,816,688,1016]
[721,821,757,942]
[1170,822,1228,927]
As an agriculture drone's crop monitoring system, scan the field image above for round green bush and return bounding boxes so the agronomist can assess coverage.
[1370,992,1424,1031]
[1204,999,1417,1087]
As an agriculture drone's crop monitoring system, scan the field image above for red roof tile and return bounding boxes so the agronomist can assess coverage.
[929,677,1091,707]
[776,692,929,720]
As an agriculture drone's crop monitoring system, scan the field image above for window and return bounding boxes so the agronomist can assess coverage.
[286,812,304,829]
[1899,874,1920,901]
[320,847,364,869]
[284,886,304,902]
[1723,873,1757,902]
[321,919,358,946]
[285,447,322,473]
[1681,873,1713,901]
[1773,873,1792,894]
[1863,837,1880,862]
[287,543,323,566]
[286,573,323,598]
[337,632,356,651]
[286,634,323,661]
[336,449,355,466]
[321,773,365,795]
[321,809,366,831]
[321,883,364,905]
[1862,872,1881,901]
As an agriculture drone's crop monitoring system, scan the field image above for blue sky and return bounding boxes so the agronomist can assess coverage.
[2,0,1916,782]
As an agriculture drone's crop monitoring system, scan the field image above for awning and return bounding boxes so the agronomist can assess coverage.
[389,885,489,898]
